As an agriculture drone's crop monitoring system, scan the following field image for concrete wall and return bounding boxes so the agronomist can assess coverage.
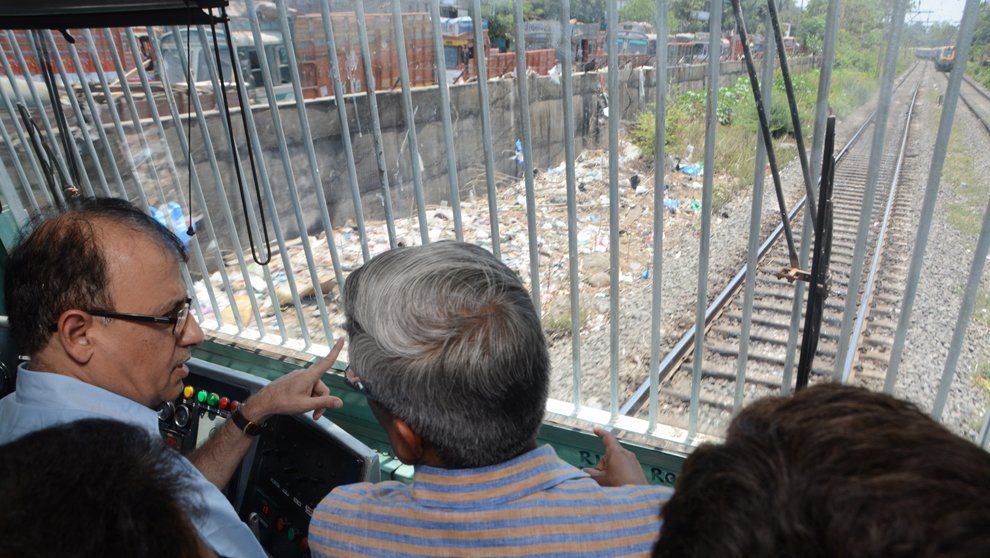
[73,55,815,250]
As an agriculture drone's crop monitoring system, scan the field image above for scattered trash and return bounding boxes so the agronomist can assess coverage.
[679,164,702,176]
[199,136,735,344]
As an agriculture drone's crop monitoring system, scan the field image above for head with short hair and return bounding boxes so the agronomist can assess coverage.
[343,241,548,468]
[5,197,186,356]
[653,383,990,558]
[0,418,213,557]
[4,197,202,407]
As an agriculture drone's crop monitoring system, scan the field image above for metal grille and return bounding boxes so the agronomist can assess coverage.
[1,0,987,450]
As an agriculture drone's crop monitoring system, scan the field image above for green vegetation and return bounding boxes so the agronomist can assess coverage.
[629,64,877,211]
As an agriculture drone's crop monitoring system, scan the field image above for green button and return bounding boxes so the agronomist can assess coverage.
[207,393,220,407]
[287,527,296,542]
[197,390,208,403]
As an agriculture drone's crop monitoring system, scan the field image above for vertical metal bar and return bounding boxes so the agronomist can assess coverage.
[42,31,111,197]
[512,0,542,318]
[931,196,990,421]
[977,403,990,449]
[389,0,430,245]
[124,30,222,329]
[319,0,370,263]
[9,30,87,197]
[246,0,336,342]
[886,0,981,393]
[63,34,128,198]
[782,0,840,394]
[354,0,397,248]
[152,27,266,338]
[208,26,313,348]
[648,0,668,430]
[184,25,288,342]
[98,28,230,328]
[0,158,31,226]
[0,110,42,214]
[470,0,501,258]
[26,31,94,197]
[735,13,774,411]
[687,0,722,439]
[559,0,584,408]
[429,0,464,242]
[0,45,48,209]
[832,0,908,381]
[274,0,348,300]
[606,0,621,419]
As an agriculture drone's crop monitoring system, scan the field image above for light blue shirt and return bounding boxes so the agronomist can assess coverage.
[0,364,266,558]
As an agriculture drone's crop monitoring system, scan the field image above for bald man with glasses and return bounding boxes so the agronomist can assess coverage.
[0,197,345,558]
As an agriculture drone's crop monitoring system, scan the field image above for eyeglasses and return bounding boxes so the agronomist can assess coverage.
[51,297,193,336]
[343,365,374,401]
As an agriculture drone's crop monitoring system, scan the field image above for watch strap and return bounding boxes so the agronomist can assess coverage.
[231,407,264,436]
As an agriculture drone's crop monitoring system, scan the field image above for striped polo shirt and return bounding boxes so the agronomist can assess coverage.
[309,445,672,557]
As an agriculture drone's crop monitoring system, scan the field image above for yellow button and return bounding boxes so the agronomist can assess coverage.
[183,385,195,399]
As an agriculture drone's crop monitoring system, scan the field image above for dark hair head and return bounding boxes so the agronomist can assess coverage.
[0,418,207,558]
[4,197,187,356]
[653,384,990,558]
[343,241,549,468]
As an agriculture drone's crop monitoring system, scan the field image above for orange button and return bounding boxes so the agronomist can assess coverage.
[182,385,195,399]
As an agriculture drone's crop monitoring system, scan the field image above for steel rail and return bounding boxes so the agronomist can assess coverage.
[840,80,921,381]
[619,62,921,417]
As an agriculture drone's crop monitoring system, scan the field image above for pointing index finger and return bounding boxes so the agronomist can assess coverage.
[307,338,345,376]
[594,425,621,451]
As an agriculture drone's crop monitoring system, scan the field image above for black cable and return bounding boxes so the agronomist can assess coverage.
[186,10,195,236]
[32,30,80,191]
[729,0,800,269]
[208,6,272,265]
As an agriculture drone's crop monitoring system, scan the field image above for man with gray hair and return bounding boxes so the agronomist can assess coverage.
[309,241,671,557]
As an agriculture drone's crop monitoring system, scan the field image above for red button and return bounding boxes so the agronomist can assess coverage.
[261,503,270,516]
[219,397,229,410]
[276,518,284,532]
[164,436,178,447]
[300,537,309,551]
[230,400,240,412]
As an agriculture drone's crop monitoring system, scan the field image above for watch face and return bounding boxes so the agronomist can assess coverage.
[244,421,262,436]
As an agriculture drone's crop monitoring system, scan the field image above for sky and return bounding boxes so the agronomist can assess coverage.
[793,0,967,25]
[914,0,967,24]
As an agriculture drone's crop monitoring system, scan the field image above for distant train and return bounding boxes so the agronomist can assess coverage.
[935,45,956,72]
[916,46,956,72]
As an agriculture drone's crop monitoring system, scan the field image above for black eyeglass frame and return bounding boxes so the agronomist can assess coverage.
[343,365,374,401]
[50,297,193,335]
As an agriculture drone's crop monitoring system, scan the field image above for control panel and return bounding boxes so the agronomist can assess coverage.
[157,358,379,558]
[158,372,251,454]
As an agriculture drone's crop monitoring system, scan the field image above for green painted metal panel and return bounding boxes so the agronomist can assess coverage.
[193,340,687,486]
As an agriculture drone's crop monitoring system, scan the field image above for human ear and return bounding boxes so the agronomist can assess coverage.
[57,310,95,365]
[389,417,425,465]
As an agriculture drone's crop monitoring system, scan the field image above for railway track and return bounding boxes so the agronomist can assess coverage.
[621,64,926,436]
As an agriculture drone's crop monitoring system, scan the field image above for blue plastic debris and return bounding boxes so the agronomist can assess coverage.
[151,202,193,247]
[679,163,701,176]
[663,198,679,211]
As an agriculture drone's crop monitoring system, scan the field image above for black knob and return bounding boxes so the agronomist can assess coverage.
[157,401,175,422]
[174,404,191,428]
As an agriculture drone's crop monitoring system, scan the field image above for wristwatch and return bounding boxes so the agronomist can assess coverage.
[231,406,265,437]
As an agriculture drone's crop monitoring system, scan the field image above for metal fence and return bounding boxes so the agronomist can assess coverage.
[0,0,988,451]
